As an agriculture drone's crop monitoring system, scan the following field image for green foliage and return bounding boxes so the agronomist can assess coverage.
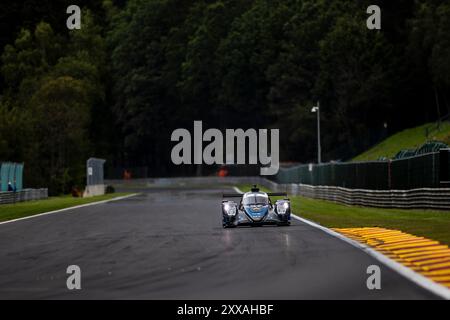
[0,101,31,162]
[29,76,91,192]
[107,0,450,168]
[429,3,450,88]
[354,122,450,161]
[0,9,108,194]
[1,0,450,185]
[316,12,394,159]
[108,0,198,173]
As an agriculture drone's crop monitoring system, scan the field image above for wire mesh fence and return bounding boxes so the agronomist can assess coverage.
[273,149,450,190]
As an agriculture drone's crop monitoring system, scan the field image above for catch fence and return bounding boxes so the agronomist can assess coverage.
[273,149,450,190]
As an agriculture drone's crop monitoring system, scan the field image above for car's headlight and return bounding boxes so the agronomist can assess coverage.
[223,202,237,216]
[276,201,289,215]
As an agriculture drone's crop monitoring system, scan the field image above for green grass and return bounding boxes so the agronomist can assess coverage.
[0,193,132,222]
[353,122,450,161]
[236,184,450,245]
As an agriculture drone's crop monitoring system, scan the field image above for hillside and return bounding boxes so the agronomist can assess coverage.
[353,122,450,161]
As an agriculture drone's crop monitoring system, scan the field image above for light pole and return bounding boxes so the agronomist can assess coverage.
[311,101,322,164]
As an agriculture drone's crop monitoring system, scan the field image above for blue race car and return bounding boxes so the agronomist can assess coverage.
[222,185,291,228]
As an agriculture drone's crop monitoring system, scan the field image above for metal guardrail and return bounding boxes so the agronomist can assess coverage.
[0,188,48,205]
[295,184,450,210]
[106,176,450,210]
[248,178,450,210]
[259,179,450,210]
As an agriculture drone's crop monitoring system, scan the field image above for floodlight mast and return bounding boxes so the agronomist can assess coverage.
[311,102,322,164]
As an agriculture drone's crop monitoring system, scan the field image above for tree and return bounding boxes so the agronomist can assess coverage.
[0,101,30,163]
[109,0,197,174]
[266,0,334,162]
[28,76,91,192]
[1,10,108,193]
[429,2,450,114]
[316,12,393,159]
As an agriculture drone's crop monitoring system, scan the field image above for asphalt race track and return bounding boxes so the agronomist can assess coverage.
[0,187,438,299]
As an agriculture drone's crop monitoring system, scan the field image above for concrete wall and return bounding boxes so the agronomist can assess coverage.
[83,184,105,198]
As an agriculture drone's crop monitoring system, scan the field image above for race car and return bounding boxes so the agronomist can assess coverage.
[222,185,291,228]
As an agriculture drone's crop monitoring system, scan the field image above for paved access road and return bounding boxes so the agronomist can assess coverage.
[0,187,438,299]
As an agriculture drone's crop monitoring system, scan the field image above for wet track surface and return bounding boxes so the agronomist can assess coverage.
[0,187,438,299]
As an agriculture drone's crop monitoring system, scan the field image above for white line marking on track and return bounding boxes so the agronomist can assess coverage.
[233,186,450,300]
[0,193,139,226]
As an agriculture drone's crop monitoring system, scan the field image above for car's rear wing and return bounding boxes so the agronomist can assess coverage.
[222,192,288,198]
[222,193,243,198]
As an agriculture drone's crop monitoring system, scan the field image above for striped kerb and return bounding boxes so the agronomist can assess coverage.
[333,227,450,289]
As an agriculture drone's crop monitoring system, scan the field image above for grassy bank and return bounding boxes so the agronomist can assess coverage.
[353,122,450,161]
[236,184,450,245]
[0,193,133,222]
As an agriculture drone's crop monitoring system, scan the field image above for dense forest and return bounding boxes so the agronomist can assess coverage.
[0,0,449,194]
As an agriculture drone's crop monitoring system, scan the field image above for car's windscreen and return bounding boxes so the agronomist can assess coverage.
[243,195,268,205]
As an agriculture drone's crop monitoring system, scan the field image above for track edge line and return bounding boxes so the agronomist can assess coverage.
[0,193,140,226]
[233,186,450,300]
